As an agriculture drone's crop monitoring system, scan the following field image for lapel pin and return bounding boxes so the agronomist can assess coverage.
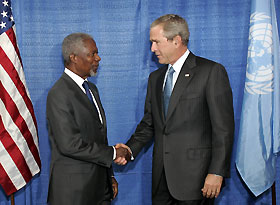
[185,73,190,77]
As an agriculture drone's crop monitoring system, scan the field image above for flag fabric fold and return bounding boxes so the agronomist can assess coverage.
[236,0,280,197]
[0,0,41,196]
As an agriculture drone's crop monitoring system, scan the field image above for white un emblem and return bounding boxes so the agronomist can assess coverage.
[245,12,274,95]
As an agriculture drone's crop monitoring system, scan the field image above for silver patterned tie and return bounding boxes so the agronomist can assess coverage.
[163,66,175,117]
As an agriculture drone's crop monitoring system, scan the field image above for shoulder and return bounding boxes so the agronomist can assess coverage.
[195,55,221,67]
[193,54,226,74]
[47,73,75,99]
[149,65,167,79]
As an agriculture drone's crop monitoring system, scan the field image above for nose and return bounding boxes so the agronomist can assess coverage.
[151,42,157,52]
[95,54,101,62]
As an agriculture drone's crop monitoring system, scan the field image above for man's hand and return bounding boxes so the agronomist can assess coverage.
[201,174,223,198]
[114,144,131,165]
[111,176,118,199]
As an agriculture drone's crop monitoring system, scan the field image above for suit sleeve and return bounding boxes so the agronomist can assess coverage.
[206,63,235,177]
[46,88,113,168]
[126,74,155,157]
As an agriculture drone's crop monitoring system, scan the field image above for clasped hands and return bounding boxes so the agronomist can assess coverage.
[114,143,132,165]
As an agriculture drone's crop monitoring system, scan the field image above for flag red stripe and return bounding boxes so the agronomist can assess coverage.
[0,82,41,168]
[6,27,22,65]
[0,164,17,196]
[0,47,38,134]
[0,119,33,183]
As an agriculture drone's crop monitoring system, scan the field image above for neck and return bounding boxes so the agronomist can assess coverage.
[170,46,188,65]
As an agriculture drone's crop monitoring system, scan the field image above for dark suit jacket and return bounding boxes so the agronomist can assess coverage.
[126,52,234,201]
[46,73,114,205]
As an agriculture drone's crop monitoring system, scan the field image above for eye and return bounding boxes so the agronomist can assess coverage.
[151,40,159,45]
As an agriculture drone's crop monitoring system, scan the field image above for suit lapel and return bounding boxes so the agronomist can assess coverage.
[89,84,107,129]
[166,52,197,122]
[62,73,103,125]
[88,84,108,145]
[156,66,168,123]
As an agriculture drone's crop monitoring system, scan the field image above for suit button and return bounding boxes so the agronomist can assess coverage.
[165,152,169,154]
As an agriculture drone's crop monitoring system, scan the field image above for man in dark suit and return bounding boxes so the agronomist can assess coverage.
[117,14,235,204]
[46,33,130,205]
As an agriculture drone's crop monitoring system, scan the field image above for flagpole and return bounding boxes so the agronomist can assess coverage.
[10,194,14,205]
[272,183,276,205]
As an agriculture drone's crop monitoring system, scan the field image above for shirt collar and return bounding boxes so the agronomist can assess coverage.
[169,49,190,72]
[64,67,87,88]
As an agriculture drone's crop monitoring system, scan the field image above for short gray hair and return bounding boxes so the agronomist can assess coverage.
[62,33,93,66]
[151,14,190,46]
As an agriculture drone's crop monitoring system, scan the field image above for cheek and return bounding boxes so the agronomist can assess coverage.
[87,57,94,64]
[158,43,170,54]
[165,46,175,57]
[160,47,170,57]
[157,45,164,54]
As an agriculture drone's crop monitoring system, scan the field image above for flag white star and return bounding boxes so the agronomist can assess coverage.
[0,21,6,29]
[1,10,8,18]
[2,0,8,7]
[10,15,14,21]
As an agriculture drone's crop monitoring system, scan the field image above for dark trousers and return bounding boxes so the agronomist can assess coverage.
[101,175,112,205]
[152,170,215,205]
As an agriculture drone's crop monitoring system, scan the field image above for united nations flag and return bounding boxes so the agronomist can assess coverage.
[236,0,280,196]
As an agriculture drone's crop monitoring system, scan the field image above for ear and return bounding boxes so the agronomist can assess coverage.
[69,54,77,64]
[173,35,182,47]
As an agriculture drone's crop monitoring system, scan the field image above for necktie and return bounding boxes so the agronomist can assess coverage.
[163,66,175,117]
[82,81,99,118]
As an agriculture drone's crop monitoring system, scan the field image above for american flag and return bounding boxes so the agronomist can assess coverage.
[0,0,41,196]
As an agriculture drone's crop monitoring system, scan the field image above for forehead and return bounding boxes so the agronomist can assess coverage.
[150,25,166,41]
[82,38,98,52]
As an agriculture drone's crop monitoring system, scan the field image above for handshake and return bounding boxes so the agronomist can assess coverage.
[114,143,132,165]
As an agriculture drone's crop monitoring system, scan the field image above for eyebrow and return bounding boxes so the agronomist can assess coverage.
[92,49,98,53]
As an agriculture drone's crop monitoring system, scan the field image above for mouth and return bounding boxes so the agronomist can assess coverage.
[93,63,99,69]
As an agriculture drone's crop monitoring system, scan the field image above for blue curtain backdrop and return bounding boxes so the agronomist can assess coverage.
[0,0,280,204]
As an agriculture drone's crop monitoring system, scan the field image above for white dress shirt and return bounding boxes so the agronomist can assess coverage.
[163,49,190,90]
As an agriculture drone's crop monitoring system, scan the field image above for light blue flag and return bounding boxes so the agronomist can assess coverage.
[236,0,280,197]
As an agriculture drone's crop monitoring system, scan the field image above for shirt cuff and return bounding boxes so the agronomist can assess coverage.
[127,146,134,161]
[112,146,116,160]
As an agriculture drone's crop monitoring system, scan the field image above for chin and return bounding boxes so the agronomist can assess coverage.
[158,58,166,64]
[90,70,97,77]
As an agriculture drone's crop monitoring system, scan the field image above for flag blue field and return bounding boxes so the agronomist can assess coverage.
[236,0,280,197]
